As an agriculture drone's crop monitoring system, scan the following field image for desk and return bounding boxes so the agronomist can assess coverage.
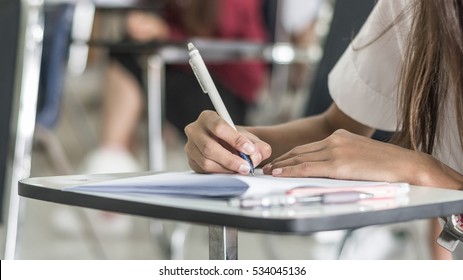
[19,172,463,259]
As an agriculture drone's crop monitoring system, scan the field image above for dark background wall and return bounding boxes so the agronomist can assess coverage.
[0,0,21,220]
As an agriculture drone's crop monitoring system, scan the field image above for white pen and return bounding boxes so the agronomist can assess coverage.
[188,42,255,175]
[233,191,374,209]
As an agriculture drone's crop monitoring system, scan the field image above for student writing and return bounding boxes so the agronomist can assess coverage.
[183,0,463,259]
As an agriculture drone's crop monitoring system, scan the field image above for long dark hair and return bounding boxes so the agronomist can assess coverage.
[392,0,463,154]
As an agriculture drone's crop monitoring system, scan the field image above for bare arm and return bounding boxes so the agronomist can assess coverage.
[261,107,463,191]
[185,103,462,190]
[184,103,373,174]
[246,103,374,163]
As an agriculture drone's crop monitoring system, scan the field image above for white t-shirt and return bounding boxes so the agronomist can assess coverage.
[280,0,324,35]
[328,0,463,174]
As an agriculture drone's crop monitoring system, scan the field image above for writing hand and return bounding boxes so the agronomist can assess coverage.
[184,111,271,174]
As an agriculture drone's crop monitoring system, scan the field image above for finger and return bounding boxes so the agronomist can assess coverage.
[185,142,225,173]
[249,141,271,167]
[187,141,240,173]
[193,133,253,175]
[204,112,256,156]
[270,149,331,170]
[271,139,327,164]
[188,157,234,174]
[271,161,333,178]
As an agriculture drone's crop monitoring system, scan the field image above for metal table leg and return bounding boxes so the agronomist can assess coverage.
[209,225,238,260]
[148,54,194,260]
[4,0,44,259]
[146,54,165,171]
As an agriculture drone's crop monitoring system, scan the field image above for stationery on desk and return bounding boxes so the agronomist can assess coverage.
[233,191,375,209]
[64,170,409,209]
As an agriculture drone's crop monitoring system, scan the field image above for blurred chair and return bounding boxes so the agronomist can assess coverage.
[33,2,111,259]
[1,0,44,259]
[0,1,106,259]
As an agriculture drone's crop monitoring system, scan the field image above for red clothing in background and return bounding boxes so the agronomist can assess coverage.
[167,0,267,103]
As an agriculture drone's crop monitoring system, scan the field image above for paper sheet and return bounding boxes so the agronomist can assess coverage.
[64,170,407,198]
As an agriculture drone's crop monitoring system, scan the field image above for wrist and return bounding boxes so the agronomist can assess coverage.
[411,153,436,186]
[412,152,463,190]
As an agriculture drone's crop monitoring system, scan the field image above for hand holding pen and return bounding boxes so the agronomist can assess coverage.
[186,43,271,175]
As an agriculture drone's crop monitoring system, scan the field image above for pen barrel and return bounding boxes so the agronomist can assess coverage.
[188,43,254,174]
[188,49,236,129]
[239,195,297,208]
[321,191,367,204]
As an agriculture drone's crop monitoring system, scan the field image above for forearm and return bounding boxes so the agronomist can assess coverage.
[245,104,375,163]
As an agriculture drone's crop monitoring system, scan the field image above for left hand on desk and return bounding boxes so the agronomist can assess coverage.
[263,129,458,187]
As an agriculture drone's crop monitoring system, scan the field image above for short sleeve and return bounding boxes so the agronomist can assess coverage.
[328,0,411,131]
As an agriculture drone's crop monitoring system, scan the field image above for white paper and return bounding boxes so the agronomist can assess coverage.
[64,170,406,199]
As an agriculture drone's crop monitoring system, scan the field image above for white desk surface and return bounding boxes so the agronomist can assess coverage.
[19,171,463,234]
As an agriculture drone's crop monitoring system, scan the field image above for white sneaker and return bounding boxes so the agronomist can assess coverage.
[79,147,142,174]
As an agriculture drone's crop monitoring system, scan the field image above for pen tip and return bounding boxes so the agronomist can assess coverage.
[188,42,195,51]
[250,170,255,176]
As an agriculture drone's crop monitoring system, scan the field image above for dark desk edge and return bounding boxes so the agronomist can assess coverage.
[18,181,463,234]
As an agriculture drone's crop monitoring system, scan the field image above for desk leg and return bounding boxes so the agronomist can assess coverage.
[146,55,165,171]
[209,225,238,260]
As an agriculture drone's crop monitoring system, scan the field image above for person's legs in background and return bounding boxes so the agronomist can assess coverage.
[103,60,143,153]
[81,56,249,175]
[53,58,144,238]
[79,59,143,174]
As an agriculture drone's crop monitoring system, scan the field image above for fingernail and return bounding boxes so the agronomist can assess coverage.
[262,163,271,174]
[238,164,250,174]
[272,168,282,175]
[251,153,262,164]
[243,143,255,154]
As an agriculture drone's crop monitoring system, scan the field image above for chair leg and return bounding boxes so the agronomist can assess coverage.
[33,125,111,259]
[170,223,191,260]
[33,126,73,175]
[4,0,44,260]
[148,220,192,260]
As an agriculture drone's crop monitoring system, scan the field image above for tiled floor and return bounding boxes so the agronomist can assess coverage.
[1,66,462,260]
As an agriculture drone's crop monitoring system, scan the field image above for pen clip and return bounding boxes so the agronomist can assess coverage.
[189,59,208,94]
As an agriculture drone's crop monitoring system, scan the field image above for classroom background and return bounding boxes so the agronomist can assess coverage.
[1,0,462,260]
